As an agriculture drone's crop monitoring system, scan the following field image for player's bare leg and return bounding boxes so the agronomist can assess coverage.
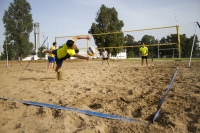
[47,62,51,73]
[107,60,110,66]
[55,66,62,80]
[146,59,148,66]
[53,62,56,72]
[101,60,104,66]
[141,59,144,66]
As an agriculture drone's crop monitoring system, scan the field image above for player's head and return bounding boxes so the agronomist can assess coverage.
[66,40,74,47]
[53,42,57,46]
[67,39,77,49]
[142,43,145,47]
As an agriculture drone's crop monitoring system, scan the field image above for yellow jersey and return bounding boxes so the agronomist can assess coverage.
[140,46,148,56]
[57,43,76,59]
[48,46,56,57]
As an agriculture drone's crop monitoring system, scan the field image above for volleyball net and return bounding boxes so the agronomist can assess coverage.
[55,25,180,58]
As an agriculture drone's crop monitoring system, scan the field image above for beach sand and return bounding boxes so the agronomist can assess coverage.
[0,59,199,133]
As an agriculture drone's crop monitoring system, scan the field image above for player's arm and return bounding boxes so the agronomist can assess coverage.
[42,49,53,54]
[106,51,110,58]
[73,54,91,60]
[72,35,91,41]
[139,48,142,53]
[145,48,148,55]
[140,49,143,55]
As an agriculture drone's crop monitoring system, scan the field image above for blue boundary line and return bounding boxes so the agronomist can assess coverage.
[1,67,180,124]
[152,66,180,123]
[0,97,148,125]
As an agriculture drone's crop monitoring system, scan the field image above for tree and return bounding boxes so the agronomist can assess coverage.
[124,34,134,58]
[2,0,34,60]
[37,46,46,59]
[158,34,179,58]
[88,4,124,56]
[160,34,199,58]
[124,34,139,58]
[182,35,199,58]
[141,35,157,56]
[1,37,14,60]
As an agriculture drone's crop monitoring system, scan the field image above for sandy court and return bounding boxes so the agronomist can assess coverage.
[0,59,199,133]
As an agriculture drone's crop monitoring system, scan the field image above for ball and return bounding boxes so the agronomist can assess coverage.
[87,46,96,56]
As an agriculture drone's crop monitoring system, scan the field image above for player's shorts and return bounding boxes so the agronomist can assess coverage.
[141,56,148,59]
[103,58,108,60]
[52,50,71,67]
[48,56,55,63]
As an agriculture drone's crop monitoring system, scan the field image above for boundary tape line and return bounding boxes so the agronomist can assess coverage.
[0,97,149,125]
[1,66,180,124]
[152,66,180,123]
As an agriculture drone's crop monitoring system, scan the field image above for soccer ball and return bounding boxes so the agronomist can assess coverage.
[87,46,96,56]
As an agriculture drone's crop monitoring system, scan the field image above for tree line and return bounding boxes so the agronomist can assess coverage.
[1,1,199,60]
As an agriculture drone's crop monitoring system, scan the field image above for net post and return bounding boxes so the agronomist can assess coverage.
[55,36,57,42]
[188,23,198,67]
[176,25,181,59]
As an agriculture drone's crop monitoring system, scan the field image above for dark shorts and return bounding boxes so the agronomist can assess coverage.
[48,56,55,63]
[141,56,148,59]
[103,58,108,60]
[52,50,71,67]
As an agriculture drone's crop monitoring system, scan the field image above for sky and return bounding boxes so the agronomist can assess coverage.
[0,0,200,53]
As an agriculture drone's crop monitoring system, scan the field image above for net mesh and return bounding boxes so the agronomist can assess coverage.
[55,26,180,58]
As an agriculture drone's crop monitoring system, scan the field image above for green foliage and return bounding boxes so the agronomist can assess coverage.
[2,0,33,60]
[124,34,139,58]
[88,4,125,56]
[1,39,15,60]
[159,34,199,58]
[180,34,199,58]
[159,34,177,57]
[123,33,199,58]
[141,35,158,55]
[37,46,46,59]
[88,4,199,58]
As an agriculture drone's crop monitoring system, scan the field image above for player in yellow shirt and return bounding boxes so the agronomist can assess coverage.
[42,35,91,79]
[47,42,56,72]
[140,43,148,66]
